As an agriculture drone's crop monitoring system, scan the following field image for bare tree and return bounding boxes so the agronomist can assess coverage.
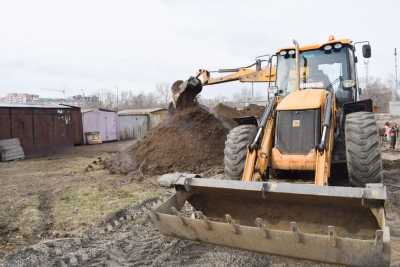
[199,95,228,108]
[232,87,253,105]
[101,91,117,110]
[361,77,394,112]
[156,82,170,107]
[87,87,172,110]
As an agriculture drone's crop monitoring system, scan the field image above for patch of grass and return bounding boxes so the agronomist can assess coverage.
[53,183,160,232]
[17,195,43,238]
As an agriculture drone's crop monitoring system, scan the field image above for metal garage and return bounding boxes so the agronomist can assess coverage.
[117,108,167,140]
[81,108,118,144]
[0,103,83,156]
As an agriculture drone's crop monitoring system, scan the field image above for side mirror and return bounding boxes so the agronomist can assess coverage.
[362,44,371,58]
[269,86,284,96]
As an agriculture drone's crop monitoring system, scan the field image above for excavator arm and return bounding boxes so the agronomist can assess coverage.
[198,66,275,85]
[171,60,276,109]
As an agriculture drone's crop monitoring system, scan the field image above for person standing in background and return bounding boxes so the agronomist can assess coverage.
[384,122,391,145]
[390,124,397,150]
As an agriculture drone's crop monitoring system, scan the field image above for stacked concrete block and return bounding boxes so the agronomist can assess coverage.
[0,138,25,161]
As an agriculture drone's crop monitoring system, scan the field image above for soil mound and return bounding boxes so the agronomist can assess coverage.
[134,106,228,175]
[212,103,264,129]
[106,105,228,176]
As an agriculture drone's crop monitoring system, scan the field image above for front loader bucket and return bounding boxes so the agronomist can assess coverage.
[152,178,390,267]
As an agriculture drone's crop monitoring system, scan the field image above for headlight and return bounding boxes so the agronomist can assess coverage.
[343,80,356,89]
[288,50,295,55]
[334,43,342,49]
[324,45,333,51]
[280,50,287,56]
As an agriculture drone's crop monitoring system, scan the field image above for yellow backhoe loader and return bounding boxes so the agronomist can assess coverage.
[152,37,390,266]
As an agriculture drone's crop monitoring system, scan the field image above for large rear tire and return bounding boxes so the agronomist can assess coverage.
[345,111,383,187]
[224,125,257,180]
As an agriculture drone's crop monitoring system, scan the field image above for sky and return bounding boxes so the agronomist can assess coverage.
[0,0,399,99]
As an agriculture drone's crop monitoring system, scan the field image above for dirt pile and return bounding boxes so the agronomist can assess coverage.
[106,105,229,176]
[212,103,264,129]
[105,103,266,176]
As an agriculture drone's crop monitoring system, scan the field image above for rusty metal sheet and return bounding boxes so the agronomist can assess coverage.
[10,108,34,154]
[0,108,11,140]
[53,109,70,145]
[0,106,79,156]
[69,108,83,145]
[33,108,55,146]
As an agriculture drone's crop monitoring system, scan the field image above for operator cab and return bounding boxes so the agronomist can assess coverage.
[274,37,370,107]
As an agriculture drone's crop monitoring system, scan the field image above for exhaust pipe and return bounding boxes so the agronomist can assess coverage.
[293,39,301,90]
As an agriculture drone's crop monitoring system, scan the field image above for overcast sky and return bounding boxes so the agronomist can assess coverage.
[0,0,398,99]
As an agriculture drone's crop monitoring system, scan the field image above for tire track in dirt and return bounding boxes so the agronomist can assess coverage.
[1,195,338,267]
[3,169,400,267]
[37,191,54,237]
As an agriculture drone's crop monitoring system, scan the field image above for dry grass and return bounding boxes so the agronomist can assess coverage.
[0,141,161,254]
[53,182,160,232]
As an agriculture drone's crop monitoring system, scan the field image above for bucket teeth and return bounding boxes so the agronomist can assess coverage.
[328,226,337,247]
[171,207,188,226]
[225,214,233,224]
[255,217,270,239]
[290,222,302,243]
[255,217,263,227]
[196,211,212,231]
[225,214,240,235]
[150,211,160,222]
[375,230,384,249]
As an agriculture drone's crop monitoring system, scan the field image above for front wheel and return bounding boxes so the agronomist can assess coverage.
[224,125,257,180]
[345,112,383,187]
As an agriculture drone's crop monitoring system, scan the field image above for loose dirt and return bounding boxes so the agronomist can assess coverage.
[0,141,161,258]
[106,105,229,176]
[105,103,265,176]
[212,103,264,129]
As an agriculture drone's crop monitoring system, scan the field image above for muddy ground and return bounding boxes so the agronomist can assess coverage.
[1,141,400,266]
[0,141,161,260]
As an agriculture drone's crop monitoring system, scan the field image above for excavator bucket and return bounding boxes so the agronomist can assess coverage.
[152,178,390,267]
[171,77,203,110]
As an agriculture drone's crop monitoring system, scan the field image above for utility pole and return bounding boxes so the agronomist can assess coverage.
[116,86,119,111]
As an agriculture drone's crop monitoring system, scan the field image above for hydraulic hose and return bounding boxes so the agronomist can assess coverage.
[318,93,333,151]
[249,97,276,150]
